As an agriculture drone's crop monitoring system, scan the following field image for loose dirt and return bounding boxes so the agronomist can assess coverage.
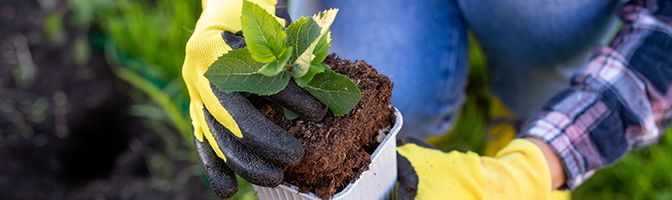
[257,55,395,199]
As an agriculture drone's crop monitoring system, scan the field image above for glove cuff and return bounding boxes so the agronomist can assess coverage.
[489,139,552,199]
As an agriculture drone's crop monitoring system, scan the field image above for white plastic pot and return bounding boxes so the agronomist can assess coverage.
[253,108,403,200]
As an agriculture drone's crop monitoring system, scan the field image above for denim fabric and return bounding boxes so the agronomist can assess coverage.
[291,0,469,138]
[289,0,621,138]
[458,0,621,117]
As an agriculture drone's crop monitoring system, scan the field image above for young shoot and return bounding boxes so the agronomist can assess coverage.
[205,1,361,116]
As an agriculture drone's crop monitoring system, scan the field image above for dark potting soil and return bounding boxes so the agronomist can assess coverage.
[257,55,395,199]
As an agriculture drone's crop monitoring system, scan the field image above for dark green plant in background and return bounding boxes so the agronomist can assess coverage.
[68,0,199,140]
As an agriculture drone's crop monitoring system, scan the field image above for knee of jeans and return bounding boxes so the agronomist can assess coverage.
[393,62,468,139]
[375,41,468,138]
[325,1,465,54]
[458,0,620,69]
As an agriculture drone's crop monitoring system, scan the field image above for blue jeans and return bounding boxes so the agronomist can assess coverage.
[289,0,620,138]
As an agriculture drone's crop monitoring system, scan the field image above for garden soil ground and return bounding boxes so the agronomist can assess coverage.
[257,55,395,199]
[0,1,208,199]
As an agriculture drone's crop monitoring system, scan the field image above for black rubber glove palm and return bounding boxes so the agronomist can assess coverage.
[183,0,325,198]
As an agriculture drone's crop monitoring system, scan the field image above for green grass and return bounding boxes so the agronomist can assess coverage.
[70,1,672,199]
[68,0,196,138]
[572,130,672,200]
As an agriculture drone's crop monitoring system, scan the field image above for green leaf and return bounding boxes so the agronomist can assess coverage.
[300,70,361,116]
[259,46,292,76]
[296,63,326,86]
[241,0,287,63]
[205,48,290,95]
[286,17,321,64]
[293,9,338,77]
[283,107,299,120]
[312,32,331,64]
[290,63,307,78]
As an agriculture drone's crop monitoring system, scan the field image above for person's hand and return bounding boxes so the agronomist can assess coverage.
[396,137,553,200]
[183,0,326,198]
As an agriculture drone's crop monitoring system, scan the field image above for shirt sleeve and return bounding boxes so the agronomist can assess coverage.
[519,0,672,189]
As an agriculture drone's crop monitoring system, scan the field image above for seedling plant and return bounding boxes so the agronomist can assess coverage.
[205,1,361,116]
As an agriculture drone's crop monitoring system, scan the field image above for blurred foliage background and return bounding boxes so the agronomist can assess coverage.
[65,0,672,199]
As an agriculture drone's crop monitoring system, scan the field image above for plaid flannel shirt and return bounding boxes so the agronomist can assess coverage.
[519,0,672,189]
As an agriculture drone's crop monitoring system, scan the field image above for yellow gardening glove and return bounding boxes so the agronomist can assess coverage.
[183,0,326,198]
[396,138,551,200]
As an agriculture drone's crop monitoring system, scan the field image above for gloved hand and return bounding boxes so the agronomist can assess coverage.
[183,0,326,198]
[396,137,552,200]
